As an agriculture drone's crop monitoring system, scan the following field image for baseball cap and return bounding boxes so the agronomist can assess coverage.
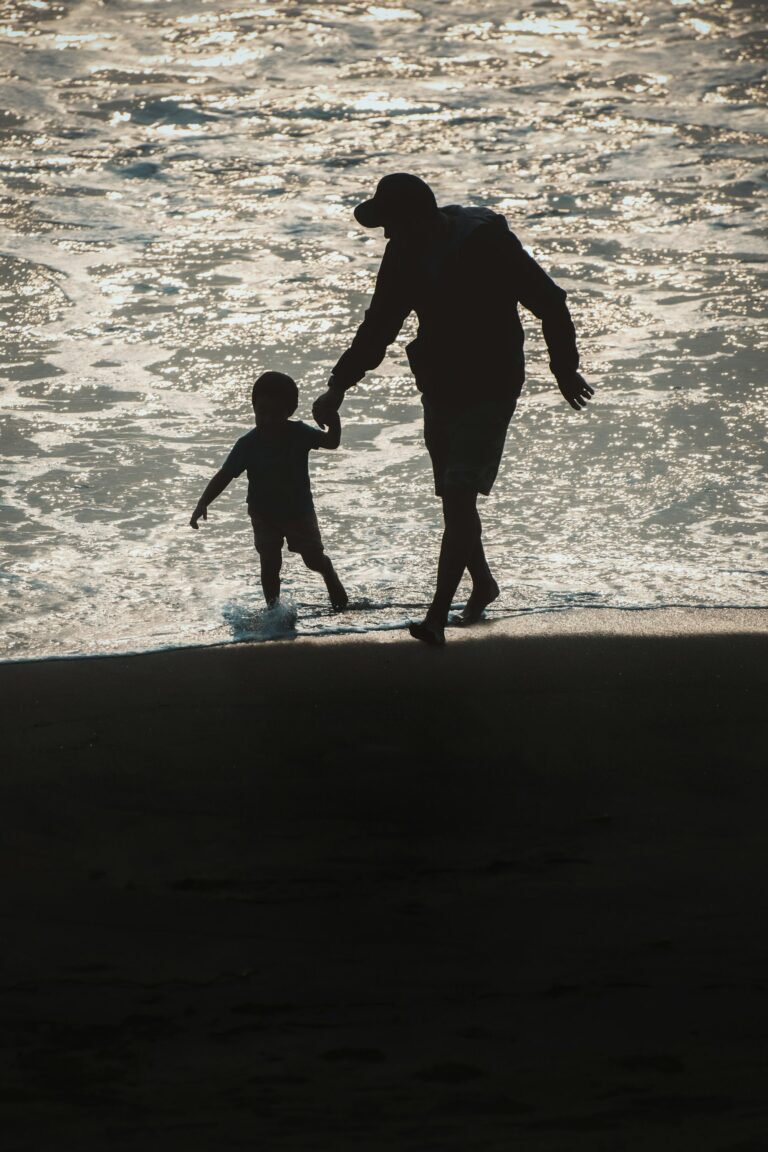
[354,172,438,228]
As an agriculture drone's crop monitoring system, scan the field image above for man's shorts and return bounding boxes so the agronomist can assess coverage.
[249,507,324,556]
[422,396,516,497]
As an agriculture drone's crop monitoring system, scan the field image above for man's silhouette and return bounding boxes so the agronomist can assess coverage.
[313,173,593,644]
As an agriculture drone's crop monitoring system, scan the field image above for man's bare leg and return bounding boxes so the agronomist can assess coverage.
[409,488,481,646]
[460,536,500,624]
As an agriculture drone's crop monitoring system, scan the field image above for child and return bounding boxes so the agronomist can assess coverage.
[190,370,348,611]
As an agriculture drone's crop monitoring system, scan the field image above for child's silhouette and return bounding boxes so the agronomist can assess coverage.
[190,371,347,610]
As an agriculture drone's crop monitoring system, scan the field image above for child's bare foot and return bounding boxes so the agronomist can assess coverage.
[457,577,499,625]
[408,620,446,647]
[324,570,348,611]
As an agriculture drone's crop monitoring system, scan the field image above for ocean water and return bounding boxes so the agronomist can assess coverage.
[1,0,766,660]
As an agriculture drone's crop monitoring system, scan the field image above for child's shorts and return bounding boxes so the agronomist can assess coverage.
[249,507,324,556]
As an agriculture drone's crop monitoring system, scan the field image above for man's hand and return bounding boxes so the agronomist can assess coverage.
[189,504,207,530]
[557,371,594,411]
[312,382,345,429]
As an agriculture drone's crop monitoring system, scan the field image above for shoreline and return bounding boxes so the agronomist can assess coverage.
[3,610,768,1148]
[3,604,767,668]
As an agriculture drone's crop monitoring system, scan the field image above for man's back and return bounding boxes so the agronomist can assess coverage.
[401,204,526,399]
[332,204,578,406]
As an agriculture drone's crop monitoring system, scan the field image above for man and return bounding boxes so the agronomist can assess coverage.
[313,173,593,645]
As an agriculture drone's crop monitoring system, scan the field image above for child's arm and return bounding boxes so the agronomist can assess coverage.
[316,410,341,450]
[190,468,233,529]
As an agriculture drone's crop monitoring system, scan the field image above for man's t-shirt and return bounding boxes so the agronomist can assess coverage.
[223,421,325,520]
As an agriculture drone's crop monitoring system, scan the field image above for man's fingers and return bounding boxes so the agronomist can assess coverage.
[572,383,593,408]
[569,374,594,400]
[561,374,593,409]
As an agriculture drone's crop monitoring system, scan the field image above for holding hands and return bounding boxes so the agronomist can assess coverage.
[312,380,345,429]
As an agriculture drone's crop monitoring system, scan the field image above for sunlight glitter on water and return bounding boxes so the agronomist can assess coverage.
[0,0,766,659]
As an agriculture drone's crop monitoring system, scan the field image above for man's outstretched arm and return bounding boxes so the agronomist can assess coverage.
[506,232,594,410]
[314,243,412,427]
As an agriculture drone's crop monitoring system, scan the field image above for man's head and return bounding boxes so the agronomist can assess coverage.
[252,371,299,423]
[354,173,439,238]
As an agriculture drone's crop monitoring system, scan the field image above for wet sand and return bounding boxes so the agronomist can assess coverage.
[3,609,768,1150]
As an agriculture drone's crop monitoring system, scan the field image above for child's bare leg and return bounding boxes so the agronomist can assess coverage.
[301,548,348,610]
[259,543,282,606]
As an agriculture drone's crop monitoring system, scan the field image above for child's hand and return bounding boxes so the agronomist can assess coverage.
[189,504,207,530]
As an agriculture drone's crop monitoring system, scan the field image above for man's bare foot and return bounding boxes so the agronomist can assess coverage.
[408,620,446,647]
[458,578,500,625]
[324,571,348,611]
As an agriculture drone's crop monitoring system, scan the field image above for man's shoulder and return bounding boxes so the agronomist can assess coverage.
[440,204,518,255]
[441,203,510,230]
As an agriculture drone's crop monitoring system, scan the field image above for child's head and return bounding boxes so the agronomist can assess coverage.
[251,371,299,422]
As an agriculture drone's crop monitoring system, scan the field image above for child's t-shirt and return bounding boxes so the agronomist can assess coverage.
[223,421,325,520]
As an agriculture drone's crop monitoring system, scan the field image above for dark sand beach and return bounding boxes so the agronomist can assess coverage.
[3,608,768,1150]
